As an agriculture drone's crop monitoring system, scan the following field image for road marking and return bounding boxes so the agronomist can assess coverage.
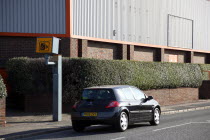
[192,122,210,124]
[153,122,192,132]
[153,121,210,132]
[162,106,210,115]
[110,137,126,140]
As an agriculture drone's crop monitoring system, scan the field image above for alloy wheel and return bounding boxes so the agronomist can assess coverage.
[120,112,128,131]
[154,108,160,124]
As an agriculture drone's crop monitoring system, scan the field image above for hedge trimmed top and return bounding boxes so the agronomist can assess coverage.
[7,57,208,103]
[0,75,7,98]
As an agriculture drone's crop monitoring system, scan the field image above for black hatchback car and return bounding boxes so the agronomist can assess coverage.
[71,85,161,132]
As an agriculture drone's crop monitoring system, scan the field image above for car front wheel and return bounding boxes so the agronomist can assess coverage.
[115,111,129,132]
[150,108,160,125]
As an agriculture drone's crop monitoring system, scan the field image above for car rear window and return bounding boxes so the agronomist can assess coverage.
[82,89,116,100]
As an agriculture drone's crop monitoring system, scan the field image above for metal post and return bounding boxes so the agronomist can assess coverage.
[39,37,61,122]
[44,54,62,122]
[52,55,62,121]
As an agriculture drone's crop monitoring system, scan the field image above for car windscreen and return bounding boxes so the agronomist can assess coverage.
[82,89,116,100]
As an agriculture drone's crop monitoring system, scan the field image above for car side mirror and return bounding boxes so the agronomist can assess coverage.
[143,96,153,102]
[148,96,153,100]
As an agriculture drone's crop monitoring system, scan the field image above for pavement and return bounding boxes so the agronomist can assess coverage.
[1,100,210,140]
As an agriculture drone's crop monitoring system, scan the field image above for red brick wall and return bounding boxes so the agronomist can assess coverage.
[0,98,6,127]
[0,37,41,62]
[87,41,121,60]
[199,81,210,99]
[134,46,158,62]
[164,50,187,63]
[0,36,70,67]
[0,69,7,82]
[1,37,210,65]
[194,52,206,64]
[0,69,11,95]
[144,88,198,106]
[24,88,198,113]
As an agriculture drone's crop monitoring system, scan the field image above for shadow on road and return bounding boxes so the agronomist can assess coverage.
[1,123,153,139]
[0,127,69,139]
[42,123,151,139]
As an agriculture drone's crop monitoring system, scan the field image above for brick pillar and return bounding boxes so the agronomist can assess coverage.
[186,51,194,63]
[190,51,194,63]
[128,45,134,60]
[0,98,6,127]
[81,39,88,58]
[161,48,165,62]
[70,38,79,58]
[206,54,210,64]
[122,44,127,60]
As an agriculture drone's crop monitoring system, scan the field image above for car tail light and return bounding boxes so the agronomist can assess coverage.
[105,101,119,108]
[72,102,78,109]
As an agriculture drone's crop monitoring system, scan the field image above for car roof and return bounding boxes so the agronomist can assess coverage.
[84,85,132,90]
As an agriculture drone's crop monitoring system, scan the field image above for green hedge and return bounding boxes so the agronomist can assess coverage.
[7,57,204,103]
[0,74,7,98]
[199,64,210,80]
[7,57,52,95]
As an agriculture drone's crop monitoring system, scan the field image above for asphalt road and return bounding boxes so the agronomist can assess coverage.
[19,109,210,140]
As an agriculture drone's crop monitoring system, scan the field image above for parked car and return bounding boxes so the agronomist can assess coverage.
[71,85,161,132]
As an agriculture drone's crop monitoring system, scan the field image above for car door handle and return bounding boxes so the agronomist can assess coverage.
[128,103,131,105]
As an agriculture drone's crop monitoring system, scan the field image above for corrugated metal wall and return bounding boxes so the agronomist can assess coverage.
[0,0,66,34]
[168,15,193,49]
[72,0,210,51]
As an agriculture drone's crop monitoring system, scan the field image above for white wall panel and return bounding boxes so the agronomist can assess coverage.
[168,15,193,49]
[72,0,210,51]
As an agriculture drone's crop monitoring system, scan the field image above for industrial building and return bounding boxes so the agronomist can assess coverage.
[1,0,210,66]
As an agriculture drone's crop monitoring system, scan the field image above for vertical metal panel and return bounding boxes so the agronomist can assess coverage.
[72,0,210,51]
[0,0,66,34]
[72,0,77,35]
[121,0,126,41]
[168,15,193,49]
[0,0,2,32]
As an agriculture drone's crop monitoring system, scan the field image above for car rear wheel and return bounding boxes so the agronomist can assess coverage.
[72,120,86,132]
[150,108,160,125]
[115,111,128,132]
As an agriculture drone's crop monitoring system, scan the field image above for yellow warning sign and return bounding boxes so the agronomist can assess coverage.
[36,38,53,53]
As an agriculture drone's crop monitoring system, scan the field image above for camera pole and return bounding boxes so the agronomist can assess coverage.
[45,54,62,121]
[36,37,62,122]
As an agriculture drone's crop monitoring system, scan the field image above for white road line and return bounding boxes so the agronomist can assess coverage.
[153,121,210,132]
[110,137,126,140]
[153,122,192,132]
[192,122,210,124]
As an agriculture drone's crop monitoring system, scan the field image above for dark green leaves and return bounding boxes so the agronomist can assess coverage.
[6,57,205,103]
[0,75,7,98]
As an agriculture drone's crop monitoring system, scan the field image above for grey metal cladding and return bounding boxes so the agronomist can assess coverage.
[72,0,210,51]
[168,15,193,49]
[0,0,66,34]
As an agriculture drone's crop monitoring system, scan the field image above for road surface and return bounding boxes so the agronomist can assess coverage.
[20,109,210,140]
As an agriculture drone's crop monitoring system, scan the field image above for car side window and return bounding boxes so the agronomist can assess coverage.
[131,87,146,100]
[115,89,127,101]
[121,88,135,100]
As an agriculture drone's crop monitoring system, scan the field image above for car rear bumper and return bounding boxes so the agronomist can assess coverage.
[71,111,119,125]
